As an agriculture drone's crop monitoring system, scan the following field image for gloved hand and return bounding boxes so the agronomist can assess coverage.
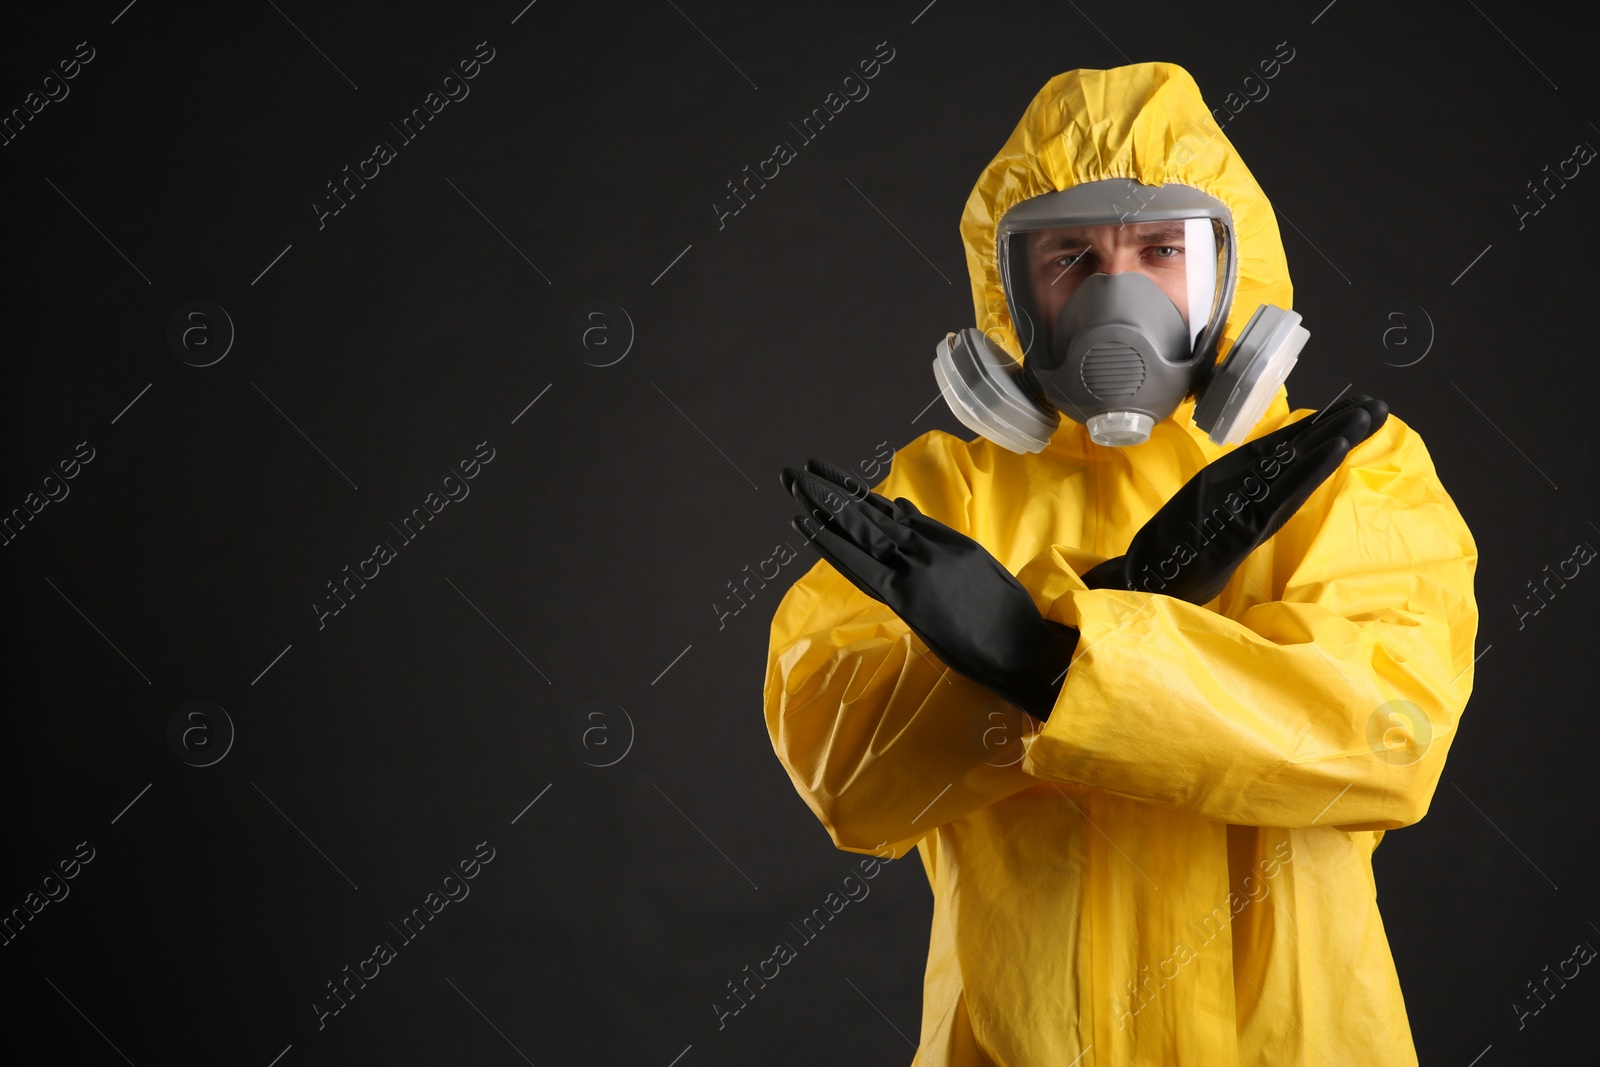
[781,458,1079,721]
[1081,393,1390,604]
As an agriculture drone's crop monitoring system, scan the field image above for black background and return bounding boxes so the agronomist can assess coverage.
[3,1,1597,1064]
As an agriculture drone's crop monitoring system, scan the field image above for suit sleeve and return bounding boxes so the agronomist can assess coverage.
[1016,413,1480,831]
[763,432,1041,859]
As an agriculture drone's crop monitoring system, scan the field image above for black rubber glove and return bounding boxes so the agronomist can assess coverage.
[1081,393,1390,604]
[781,458,1079,721]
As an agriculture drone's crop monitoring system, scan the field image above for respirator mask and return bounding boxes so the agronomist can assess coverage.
[933,178,1307,450]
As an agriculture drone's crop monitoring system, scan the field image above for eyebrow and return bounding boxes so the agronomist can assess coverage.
[1126,222,1188,245]
[1030,221,1189,251]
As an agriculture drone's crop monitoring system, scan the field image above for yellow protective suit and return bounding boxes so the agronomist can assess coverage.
[763,63,1479,1065]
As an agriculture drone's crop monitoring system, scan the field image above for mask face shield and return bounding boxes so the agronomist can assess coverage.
[997,180,1240,445]
[1013,216,1221,359]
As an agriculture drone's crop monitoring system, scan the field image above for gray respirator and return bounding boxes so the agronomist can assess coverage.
[933,179,1307,449]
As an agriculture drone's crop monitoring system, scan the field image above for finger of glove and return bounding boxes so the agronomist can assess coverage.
[1234,392,1368,466]
[790,514,895,605]
[795,468,925,559]
[899,506,1010,562]
[892,497,1004,561]
[786,469,907,560]
[779,463,844,501]
[1195,408,1310,481]
[803,458,898,520]
[1334,394,1389,447]
[1289,405,1369,462]
[1305,392,1372,429]
[791,508,983,677]
[1296,392,1389,450]
[1156,397,1372,523]
[892,496,933,525]
[1255,435,1352,543]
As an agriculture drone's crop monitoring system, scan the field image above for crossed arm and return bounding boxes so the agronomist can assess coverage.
[764,398,1479,851]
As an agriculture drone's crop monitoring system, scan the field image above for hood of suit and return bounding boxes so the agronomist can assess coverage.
[960,62,1292,388]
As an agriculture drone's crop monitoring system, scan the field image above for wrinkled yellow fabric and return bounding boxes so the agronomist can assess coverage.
[763,62,1478,1065]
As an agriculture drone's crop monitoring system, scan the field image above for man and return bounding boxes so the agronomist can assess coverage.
[762,62,1479,1064]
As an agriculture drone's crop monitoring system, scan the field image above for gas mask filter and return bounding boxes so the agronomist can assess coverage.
[933,179,1308,451]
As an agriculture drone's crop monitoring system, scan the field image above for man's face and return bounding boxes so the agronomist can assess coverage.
[1022,220,1195,331]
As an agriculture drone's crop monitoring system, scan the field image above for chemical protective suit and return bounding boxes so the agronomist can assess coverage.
[762,62,1479,1064]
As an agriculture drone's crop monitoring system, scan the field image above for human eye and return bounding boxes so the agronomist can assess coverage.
[1147,245,1182,259]
[1042,245,1093,279]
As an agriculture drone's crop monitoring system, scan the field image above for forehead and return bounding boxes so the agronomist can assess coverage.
[1028,220,1188,249]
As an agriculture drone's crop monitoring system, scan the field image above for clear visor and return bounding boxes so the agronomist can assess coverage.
[1003,215,1229,364]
